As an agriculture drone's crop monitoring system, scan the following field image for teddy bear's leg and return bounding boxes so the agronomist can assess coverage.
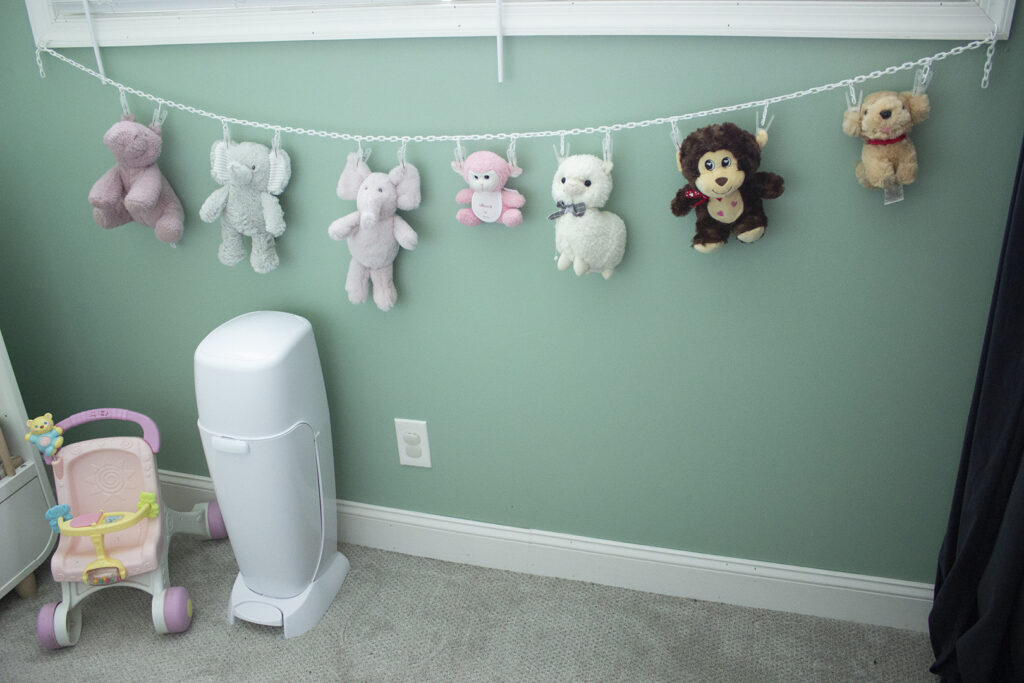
[218,226,247,266]
[573,257,590,276]
[692,219,727,253]
[250,232,280,274]
[370,266,398,312]
[557,251,573,271]
[154,203,185,244]
[896,147,919,185]
[859,157,897,189]
[93,204,132,229]
[733,213,767,243]
[601,267,615,280]
[499,208,523,228]
[457,208,482,226]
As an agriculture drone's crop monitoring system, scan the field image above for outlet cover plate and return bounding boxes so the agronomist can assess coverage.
[395,418,431,468]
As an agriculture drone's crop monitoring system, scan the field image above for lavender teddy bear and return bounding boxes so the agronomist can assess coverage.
[328,152,421,311]
[88,115,185,244]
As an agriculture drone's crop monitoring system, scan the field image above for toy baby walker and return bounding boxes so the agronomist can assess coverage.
[31,408,227,649]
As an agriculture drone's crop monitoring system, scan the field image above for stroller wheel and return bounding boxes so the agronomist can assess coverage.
[37,602,61,650]
[162,587,193,634]
[207,500,228,540]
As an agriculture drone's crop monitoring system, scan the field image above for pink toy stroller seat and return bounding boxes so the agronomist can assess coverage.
[49,436,163,583]
[37,409,227,650]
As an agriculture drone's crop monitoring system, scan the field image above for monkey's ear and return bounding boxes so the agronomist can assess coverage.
[676,146,684,173]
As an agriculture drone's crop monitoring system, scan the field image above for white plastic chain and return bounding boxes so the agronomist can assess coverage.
[34,37,994,146]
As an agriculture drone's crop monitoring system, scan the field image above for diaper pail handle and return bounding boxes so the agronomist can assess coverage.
[57,408,161,453]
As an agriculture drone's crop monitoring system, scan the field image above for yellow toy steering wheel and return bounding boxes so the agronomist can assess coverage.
[53,492,160,585]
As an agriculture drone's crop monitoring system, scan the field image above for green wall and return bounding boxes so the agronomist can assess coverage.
[3,3,1022,583]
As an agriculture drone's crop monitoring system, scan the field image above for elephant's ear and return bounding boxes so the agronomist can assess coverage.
[337,151,371,200]
[210,140,230,185]
[267,147,292,195]
[390,163,421,212]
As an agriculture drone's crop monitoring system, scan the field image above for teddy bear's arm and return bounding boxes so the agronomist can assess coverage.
[393,215,419,251]
[455,188,474,205]
[670,186,698,217]
[89,166,125,209]
[124,165,163,211]
[199,186,230,223]
[754,172,785,199]
[501,188,526,209]
[260,192,286,237]
[842,109,862,137]
[328,211,361,241]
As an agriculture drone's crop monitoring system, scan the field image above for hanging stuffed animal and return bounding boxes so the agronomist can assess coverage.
[451,150,525,227]
[328,151,421,311]
[548,154,626,279]
[88,115,185,244]
[842,90,930,190]
[199,140,292,274]
[670,123,784,253]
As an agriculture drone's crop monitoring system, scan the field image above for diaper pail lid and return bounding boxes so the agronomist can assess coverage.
[195,311,330,439]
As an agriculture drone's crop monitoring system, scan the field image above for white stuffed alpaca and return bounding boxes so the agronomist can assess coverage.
[548,154,626,279]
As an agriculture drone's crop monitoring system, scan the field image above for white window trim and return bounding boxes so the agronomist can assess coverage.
[24,0,1015,49]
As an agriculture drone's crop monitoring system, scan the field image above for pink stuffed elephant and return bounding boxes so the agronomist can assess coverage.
[88,115,185,244]
[328,152,421,311]
[451,150,525,227]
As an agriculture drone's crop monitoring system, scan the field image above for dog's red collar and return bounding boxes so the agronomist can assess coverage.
[866,134,907,146]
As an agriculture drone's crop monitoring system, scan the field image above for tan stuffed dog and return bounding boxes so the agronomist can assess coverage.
[843,90,930,189]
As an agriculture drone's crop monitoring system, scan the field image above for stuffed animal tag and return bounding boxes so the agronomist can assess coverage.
[471,191,503,222]
[883,184,904,205]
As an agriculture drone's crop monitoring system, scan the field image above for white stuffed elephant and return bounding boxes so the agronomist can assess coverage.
[199,140,292,274]
[328,152,421,311]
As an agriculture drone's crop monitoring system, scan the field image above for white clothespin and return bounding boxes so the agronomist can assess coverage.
[670,120,683,150]
[272,128,282,158]
[454,138,466,167]
[397,139,409,168]
[357,140,371,163]
[913,59,933,95]
[151,102,168,129]
[221,121,231,145]
[845,83,863,112]
[507,136,518,169]
[602,131,613,164]
[119,87,132,118]
[553,134,570,161]
[756,102,775,134]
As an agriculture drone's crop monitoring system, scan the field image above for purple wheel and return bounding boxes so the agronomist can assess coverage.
[163,587,193,634]
[37,602,61,650]
[207,500,228,540]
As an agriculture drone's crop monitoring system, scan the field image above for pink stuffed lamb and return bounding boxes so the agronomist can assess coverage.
[451,150,525,227]
[88,115,185,244]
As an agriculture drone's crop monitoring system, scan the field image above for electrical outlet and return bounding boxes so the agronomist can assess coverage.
[395,418,431,468]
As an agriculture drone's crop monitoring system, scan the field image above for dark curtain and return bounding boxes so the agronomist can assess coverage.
[929,134,1024,682]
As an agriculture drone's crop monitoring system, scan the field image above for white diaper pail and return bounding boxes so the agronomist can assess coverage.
[194,311,348,639]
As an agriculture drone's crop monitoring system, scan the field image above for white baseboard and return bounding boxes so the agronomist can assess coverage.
[159,470,933,633]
